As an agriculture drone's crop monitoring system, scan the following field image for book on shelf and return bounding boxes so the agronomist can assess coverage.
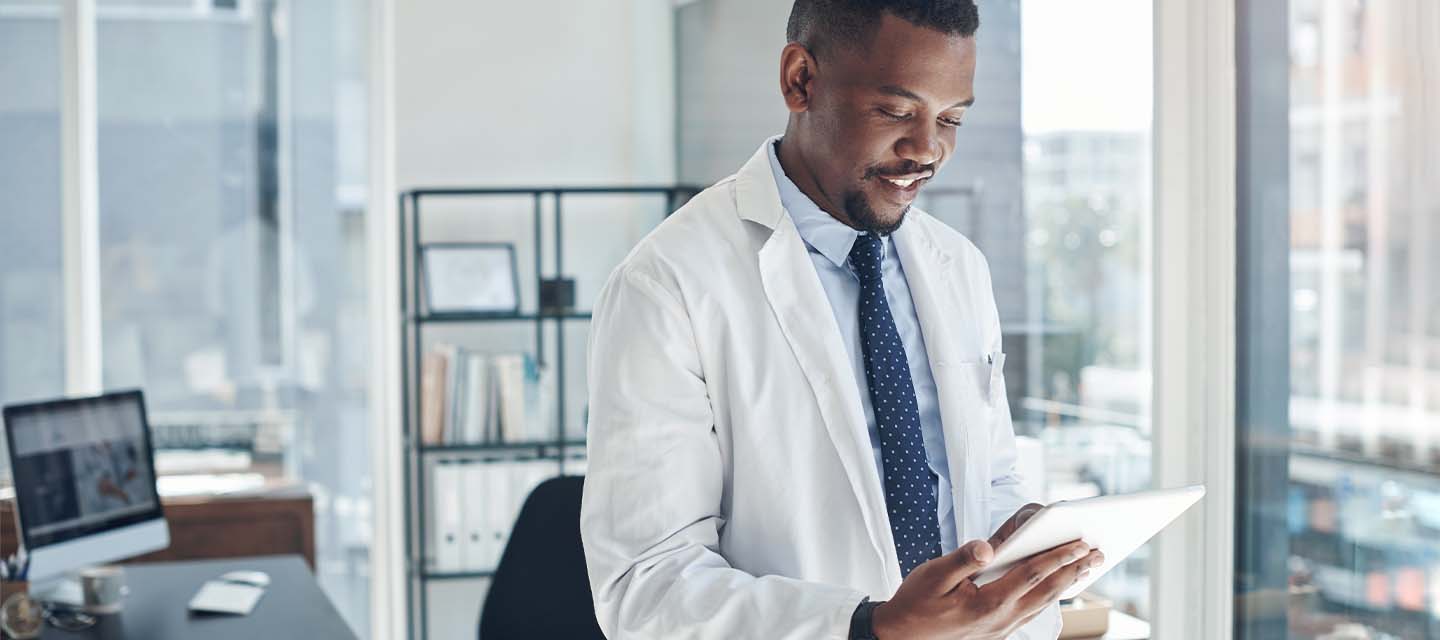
[431,461,465,571]
[493,354,526,443]
[427,458,559,574]
[420,349,449,445]
[419,344,553,446]
[461,351,495,444]
[463,461,501,571]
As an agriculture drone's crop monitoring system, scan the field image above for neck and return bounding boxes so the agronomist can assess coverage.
[775,131,860,230]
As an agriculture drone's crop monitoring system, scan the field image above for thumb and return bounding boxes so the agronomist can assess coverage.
[937,539,994,587]
[1013,504,1042,531]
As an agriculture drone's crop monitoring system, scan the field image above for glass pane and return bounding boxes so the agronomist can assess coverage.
[1018,0,1154,619]
[1285,0,1440,636]
[1239,1,1440,638]
[93,0,373,635]
[0,1,64,482]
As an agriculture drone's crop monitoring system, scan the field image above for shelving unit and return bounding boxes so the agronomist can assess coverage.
[398,185,698,640]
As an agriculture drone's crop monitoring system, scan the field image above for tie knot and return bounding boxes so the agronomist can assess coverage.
[848,233,885,281]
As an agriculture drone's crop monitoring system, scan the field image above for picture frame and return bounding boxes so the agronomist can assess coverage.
[420,243,520,316]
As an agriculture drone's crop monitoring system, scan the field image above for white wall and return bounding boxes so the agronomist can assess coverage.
[674,0,792,183]
[397,0,674,187]
[393,1,676,637]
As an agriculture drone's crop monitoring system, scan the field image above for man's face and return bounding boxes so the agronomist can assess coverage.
[792,13,977,234]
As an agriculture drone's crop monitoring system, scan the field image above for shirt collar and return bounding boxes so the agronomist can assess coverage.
[766,136,882,270]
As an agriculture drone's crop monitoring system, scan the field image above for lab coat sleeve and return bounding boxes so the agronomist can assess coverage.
[581,264,868,640]
[978,259,1063,640]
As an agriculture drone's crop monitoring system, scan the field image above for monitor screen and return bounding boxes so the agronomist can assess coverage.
[3,390,163,549]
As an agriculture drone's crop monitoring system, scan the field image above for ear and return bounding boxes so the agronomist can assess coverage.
[779,42,817,113]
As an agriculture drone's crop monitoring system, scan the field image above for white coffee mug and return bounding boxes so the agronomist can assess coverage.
[79,565,127,614]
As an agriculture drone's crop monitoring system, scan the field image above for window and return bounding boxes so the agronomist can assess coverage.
[1,0,374,636]
[0,0,64,476]
[1237,1,1440,638]
[1017,0,1154,618]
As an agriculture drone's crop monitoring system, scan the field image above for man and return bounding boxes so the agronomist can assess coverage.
[581,1,1103,637]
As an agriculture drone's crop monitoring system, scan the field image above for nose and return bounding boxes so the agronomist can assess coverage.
[894,120,942,168]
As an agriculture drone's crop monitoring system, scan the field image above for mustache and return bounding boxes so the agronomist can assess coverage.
[864,162,935,179]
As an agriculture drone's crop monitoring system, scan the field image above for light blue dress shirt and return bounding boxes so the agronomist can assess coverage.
[766,138,957,554]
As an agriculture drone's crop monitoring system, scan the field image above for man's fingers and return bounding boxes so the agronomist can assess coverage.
[930,539,994,591]
[988,503,1043,547]
[980,539,1089,600]
[1016,549,1105,613]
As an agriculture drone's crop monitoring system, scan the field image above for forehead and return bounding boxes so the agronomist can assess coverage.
[828,13,977,101]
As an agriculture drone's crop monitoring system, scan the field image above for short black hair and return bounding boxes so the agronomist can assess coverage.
[786,0,979,60]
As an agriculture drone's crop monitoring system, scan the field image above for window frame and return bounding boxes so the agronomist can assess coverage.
[1150,0,1238,638]
[59,0,101,396]
[1233,0,1292,637]
[366,0,404,638]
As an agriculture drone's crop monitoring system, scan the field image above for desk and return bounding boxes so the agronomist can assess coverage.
[40,555,355,640]
[1101,610,1151,639]
[1,486,316,569]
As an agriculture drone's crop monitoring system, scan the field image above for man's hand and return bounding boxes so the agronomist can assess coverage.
[871,538,1104,640]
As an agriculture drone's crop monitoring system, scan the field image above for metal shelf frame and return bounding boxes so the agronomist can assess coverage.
[397,185,699,640]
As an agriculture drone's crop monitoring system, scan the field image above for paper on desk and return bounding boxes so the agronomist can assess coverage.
[188,581,264,615]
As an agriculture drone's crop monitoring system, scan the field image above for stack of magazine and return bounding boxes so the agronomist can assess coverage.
[419,344,554,445]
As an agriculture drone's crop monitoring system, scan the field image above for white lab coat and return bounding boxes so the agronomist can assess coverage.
[581,141,1060,639]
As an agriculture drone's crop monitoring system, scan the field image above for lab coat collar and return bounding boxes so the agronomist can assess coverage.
[764,137,863,271]
[735,137,788,230]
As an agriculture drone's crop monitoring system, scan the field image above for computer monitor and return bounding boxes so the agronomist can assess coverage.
[3,390,169,581]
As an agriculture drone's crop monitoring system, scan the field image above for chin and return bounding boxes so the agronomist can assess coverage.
[844,189,910,236]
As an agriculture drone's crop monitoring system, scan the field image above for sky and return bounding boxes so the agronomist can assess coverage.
[1021,0,1154,134]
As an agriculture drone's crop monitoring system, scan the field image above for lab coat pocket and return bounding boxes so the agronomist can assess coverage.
[988,352,1007,407]
[937,359,998,540]
[956,359,996,407]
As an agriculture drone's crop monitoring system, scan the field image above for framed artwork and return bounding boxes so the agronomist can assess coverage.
[420,243,520,315]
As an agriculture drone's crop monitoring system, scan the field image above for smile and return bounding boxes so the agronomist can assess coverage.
[876,170,933,189]
[874,171,933,200]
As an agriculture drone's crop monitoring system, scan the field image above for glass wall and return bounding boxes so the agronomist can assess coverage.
[94,0,373,633]
[0,1,65,464]
[1238,1,1440,638]
[1015,0,1154,618]
[0,1,373,635]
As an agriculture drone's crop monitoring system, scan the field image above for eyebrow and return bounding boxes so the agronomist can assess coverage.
[877,85,975,109]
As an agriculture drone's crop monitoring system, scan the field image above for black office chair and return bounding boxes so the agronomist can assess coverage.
[478,475,606,640]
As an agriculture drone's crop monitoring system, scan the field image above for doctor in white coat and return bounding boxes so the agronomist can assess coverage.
[581,1,1103,638]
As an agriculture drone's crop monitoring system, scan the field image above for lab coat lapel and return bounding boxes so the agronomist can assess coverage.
[734,143,895,577]
[892,219,992,541]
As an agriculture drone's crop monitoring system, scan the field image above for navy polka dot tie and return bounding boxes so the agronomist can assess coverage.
[849,232,941,578]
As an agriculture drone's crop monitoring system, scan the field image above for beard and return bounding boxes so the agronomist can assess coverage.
[842,189,908,236]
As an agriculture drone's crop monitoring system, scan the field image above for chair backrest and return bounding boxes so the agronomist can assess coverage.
[478,474,605,640]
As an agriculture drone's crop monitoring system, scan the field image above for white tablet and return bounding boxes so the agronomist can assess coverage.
[972,485,1205,600]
